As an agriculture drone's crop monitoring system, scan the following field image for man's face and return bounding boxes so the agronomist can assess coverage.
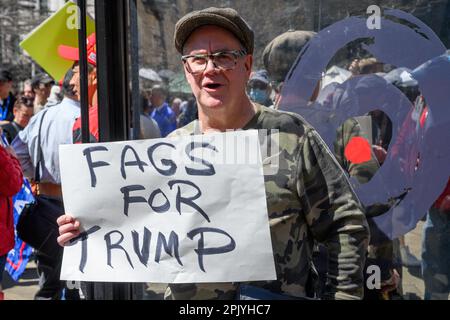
[23,84,35,99]
[34,82,52,100]
[150,91,164,107]
[171,100,181,113]
[70,64,97,103]
[70,65,81,101]
[14,105,33,127]
[247,79,272,105]
[182,26,252,114]
[0,80,12,99]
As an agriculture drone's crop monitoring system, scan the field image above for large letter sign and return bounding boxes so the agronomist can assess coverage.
[59,131,276,283]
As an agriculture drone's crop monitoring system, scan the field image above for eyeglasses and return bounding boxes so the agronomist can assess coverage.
[181,50,247,75]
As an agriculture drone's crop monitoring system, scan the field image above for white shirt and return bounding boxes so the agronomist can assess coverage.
[140,114,161,139]
[12,97,80,184]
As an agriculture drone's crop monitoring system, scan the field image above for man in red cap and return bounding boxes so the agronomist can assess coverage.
[58,33,99,143]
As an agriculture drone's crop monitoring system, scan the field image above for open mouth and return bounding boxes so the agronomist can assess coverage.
[204,83,222,89]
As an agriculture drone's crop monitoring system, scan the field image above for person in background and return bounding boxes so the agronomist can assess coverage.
[31,73,54,114]
[12,68,80,300]
[0,96,34,144]
[23,79,35,100]
[422,178,450,300]
[247,69,273,107]
[140,88,154,117]
[149,85,177,137]
[316,57,400,299]
[63,33,160,146]
[46,84,63,107]
[57,33,99,144]
[177,96,198,128]
[262,30,317,108]
[139,92,161,139]
[171,97,183,118]
[0,69,16,125]
[0,134,23,300]
[360,60,421,272]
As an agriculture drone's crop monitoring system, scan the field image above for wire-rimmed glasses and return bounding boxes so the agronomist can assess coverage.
[181,50,247,75]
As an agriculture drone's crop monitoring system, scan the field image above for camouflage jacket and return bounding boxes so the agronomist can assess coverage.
[165,104,369,300]
[333,117,395,281]
[333,117,381,185]
[334,117,396,217]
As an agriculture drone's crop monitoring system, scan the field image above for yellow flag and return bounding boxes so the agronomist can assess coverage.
[20,1,95,81]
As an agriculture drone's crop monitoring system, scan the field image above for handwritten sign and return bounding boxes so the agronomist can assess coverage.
[59,130,276,283]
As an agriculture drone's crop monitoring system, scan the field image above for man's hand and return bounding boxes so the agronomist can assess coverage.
[57,214,81,247]
[372,144,387,164]
[380,269,400,293]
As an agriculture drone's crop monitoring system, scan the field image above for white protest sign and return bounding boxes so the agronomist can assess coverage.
[59,130,276,283]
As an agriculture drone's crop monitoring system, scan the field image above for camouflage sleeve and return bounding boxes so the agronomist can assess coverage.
[367,240,395,282]
[333,118,380,184]
[334,116,395,289]
[297,128,370,300]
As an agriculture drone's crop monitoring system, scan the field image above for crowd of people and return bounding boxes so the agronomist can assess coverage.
[0,6,448,301]
[140,85,199,138]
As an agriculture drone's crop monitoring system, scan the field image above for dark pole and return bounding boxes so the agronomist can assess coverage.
[130,0,141,140]
[76,0,90,143]
[92,0,133,300]
[95,0,129,143]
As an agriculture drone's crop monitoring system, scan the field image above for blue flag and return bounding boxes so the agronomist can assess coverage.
[6,179,34,281]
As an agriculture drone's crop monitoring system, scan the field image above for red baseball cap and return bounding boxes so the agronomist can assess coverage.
[58,33,96,66]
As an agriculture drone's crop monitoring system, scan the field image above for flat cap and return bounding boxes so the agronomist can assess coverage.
[174,7,254,54]
[249,69,270,85]
[263,30,316,82]
[31,73,55,88]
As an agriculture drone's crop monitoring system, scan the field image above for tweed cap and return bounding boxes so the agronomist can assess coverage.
[263,30,316,82]
[31,73,55,89]
[174,7,254,54]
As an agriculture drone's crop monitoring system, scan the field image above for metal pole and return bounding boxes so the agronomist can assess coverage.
[95,0,128,143]
[129,0,141,140]
[93,0,132,299]
[76,0,90,143]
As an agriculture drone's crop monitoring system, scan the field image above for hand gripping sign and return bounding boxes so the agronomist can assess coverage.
[59,131,276,283]
[279,9,450,239]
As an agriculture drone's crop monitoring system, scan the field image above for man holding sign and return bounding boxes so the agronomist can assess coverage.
[58,7,369,300]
